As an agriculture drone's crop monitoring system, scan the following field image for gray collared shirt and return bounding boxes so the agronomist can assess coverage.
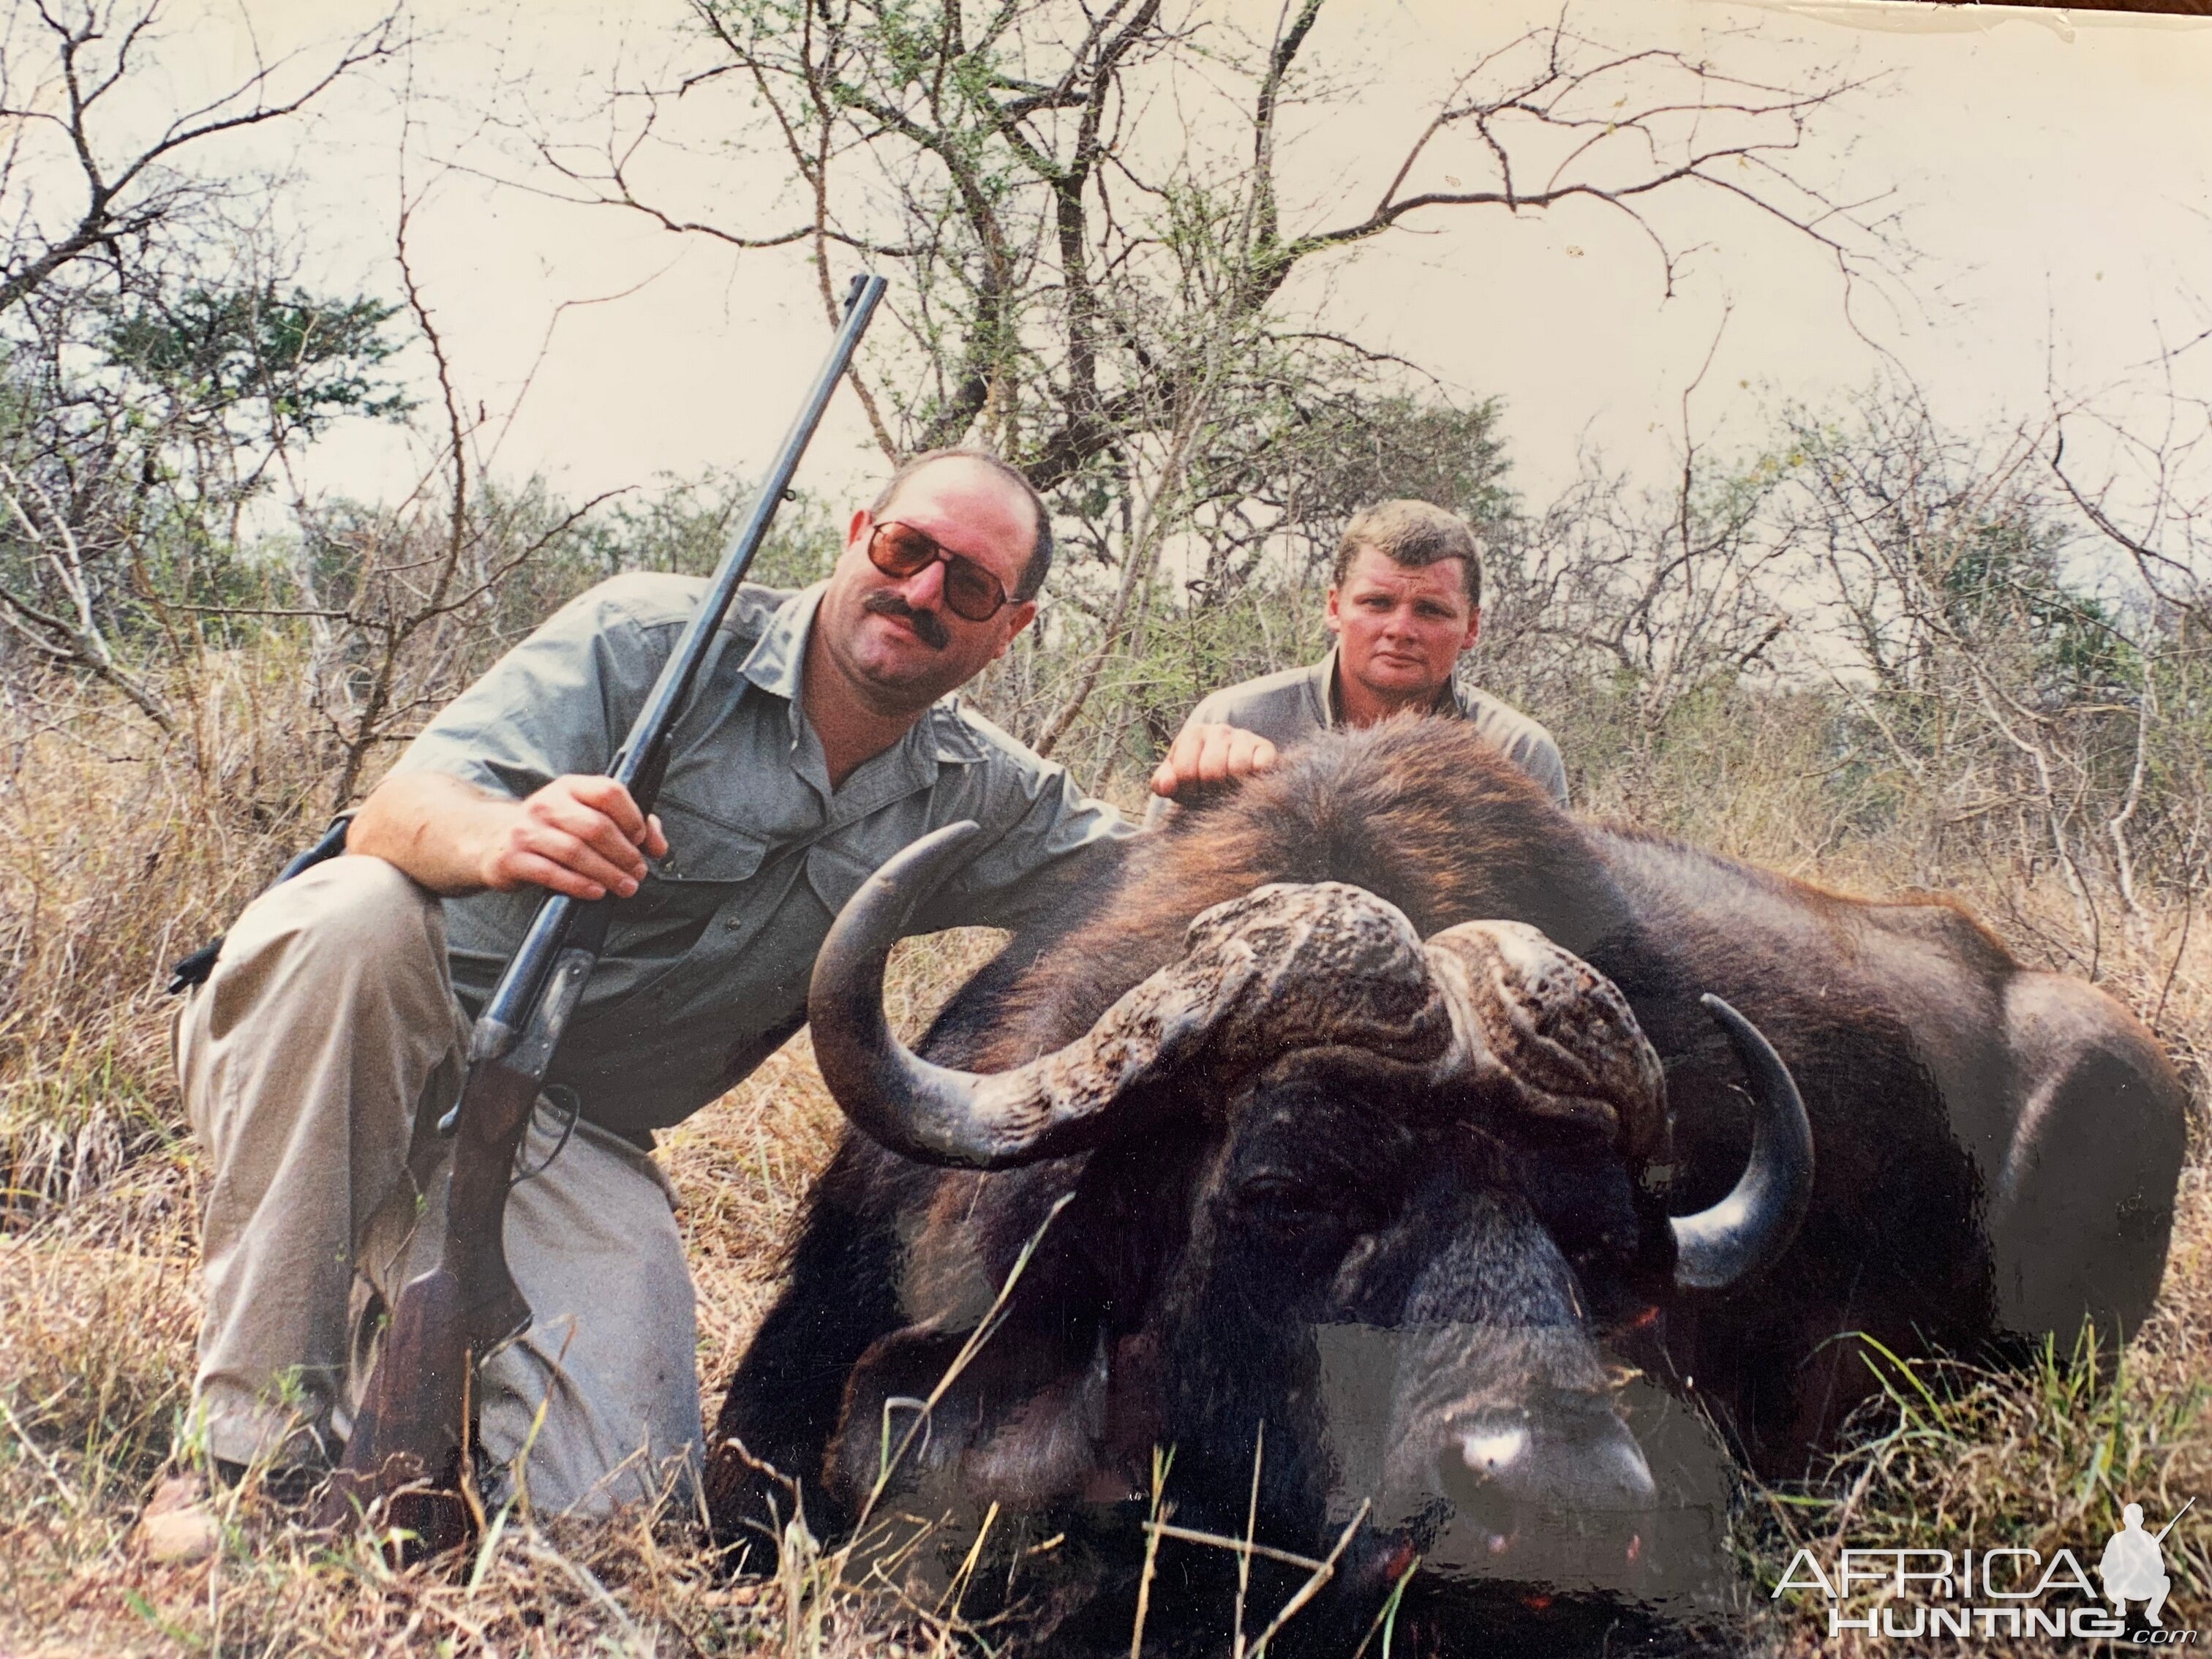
[390,573,1132,1137]
[1143,647,1567,827]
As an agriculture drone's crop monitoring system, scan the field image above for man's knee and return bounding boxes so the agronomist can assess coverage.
[225,854,440,969]
[189,856,448,1034]
[476,1120,702,1513]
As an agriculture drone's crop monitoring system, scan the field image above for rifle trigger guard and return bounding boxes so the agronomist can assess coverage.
[514,1085,582,1182]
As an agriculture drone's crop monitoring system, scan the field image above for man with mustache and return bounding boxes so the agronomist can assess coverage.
[1143,498,1565,823]
[173,449,1268,1521]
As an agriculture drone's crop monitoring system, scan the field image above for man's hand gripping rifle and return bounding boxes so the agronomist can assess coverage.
[313,276,887,1545]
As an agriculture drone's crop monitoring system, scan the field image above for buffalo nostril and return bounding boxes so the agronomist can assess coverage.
[1440,1410,1655,1513]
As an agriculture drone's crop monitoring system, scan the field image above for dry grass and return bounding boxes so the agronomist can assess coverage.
[668,928,1011,1409]
[1,672,2208,1656]
[1741,1166,2212,1658]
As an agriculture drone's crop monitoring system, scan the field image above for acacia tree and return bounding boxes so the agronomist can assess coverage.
[2042,355,2212,957]
[0,0,398,317]
[0,0,405,742]
[0,5,606,813]
[0,249,415,730]
[1738,381,2212,975]
[527,1,1891,753]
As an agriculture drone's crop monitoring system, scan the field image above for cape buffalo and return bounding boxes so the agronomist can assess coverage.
[706,720,2186,1653]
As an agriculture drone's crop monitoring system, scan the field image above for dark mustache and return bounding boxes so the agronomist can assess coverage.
[864,589,950,650]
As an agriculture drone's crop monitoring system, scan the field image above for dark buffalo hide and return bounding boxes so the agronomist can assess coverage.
[707,720,2186,1655]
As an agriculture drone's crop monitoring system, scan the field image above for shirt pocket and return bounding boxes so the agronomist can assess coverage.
[608,804,769,966]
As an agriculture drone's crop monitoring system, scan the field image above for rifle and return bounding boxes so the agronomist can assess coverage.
[2154,1496,2195,1544]
[315,274,887,1546]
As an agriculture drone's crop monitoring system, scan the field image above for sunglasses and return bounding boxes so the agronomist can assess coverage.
[866,520,1012,622]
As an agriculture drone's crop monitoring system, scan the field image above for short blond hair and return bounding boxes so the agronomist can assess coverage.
[1331,500,1482,608]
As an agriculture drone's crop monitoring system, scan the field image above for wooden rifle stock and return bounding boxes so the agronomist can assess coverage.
[316,276,887,1545]
[315,1055,538,1546]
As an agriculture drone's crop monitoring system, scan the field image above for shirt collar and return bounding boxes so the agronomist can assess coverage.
[737,582,821,704]
[927,696,990,764]
[1306,650,1338,730]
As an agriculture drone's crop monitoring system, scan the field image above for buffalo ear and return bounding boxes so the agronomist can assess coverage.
[827,1326,968,1513]
[963,1334,1111,1508]
[830,1321,1116,1515]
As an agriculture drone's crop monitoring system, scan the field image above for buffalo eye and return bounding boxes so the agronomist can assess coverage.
[1227,1171,1390,1237]
[1231,1173,1335,1217]
[1505,1132,1641,1265]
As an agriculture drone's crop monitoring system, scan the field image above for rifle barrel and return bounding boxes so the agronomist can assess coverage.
[2154,1494,2195,1543]
[473,275,887,1060]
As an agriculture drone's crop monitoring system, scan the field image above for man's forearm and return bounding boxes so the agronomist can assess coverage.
[348,772,514,895]
[350,770,665,902]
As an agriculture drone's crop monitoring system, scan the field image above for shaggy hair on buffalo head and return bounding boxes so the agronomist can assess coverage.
[952,720,1642,1080]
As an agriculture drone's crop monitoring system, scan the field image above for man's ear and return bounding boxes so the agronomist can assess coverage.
[846,507,873,552]
[990,598,1039,661]
[1461,604,1482,652]
[1323,584,1343,636]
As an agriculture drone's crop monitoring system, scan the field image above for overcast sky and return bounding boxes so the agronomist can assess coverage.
[91,0,2212,519]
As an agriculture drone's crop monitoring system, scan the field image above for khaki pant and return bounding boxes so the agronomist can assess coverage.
[176,855,701,1513]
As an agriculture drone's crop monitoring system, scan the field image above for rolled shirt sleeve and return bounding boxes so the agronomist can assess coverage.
[914,706,1134,935]
[373,574,1134,1136]
[386,580,666,801]
[1497,721,1569,807]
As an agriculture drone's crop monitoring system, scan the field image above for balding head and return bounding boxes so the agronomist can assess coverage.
[810,449,1047,728]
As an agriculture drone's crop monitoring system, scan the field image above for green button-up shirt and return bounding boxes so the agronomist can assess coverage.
[390,573,1132,1138]
[1142,648,1568,828]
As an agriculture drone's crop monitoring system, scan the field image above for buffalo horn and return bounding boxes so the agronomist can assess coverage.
[1668,994,1815,1291]
[808,821,1053,1168]
[808,829,1453,1170]
[1419,920,1671,1165]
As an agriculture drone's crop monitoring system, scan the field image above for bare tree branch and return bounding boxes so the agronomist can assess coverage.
[0,1,402,316]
